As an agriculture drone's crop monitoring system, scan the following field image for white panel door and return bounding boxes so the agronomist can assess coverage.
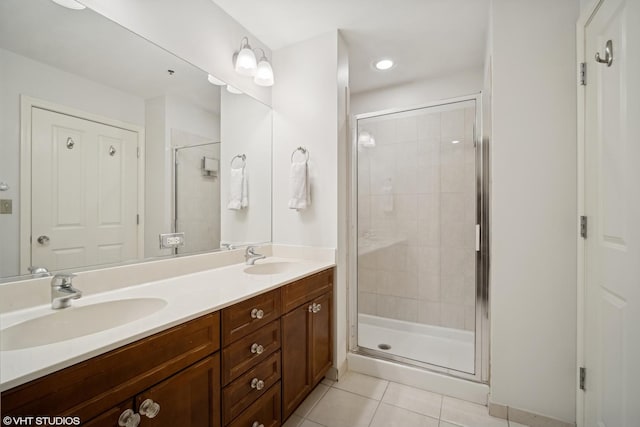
[583,0,640,425]
[31,107,139,271]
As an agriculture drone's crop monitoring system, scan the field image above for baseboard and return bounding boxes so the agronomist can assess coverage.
[488,400,576,427]
[326,358,348,381]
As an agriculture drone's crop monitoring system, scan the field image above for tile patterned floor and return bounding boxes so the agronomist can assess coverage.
[282,372,529,427]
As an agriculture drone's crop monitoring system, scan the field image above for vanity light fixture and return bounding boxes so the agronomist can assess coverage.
[253,48,274,87]
[234,37,257,76]
[207,74,225,86]
[226,85,243,94]
[50,0,86,10]
[374,58,394,71]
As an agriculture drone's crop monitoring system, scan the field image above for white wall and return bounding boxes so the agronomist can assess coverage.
[80,0,272,106]
[272,31,349,372]
[0,48,145,277]
[351,68,483,116]
[272,32,339,248]
[489,0,578,422]
[220,91,272,245]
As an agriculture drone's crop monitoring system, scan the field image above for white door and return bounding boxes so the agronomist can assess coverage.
[583,0,640,425]
[31,107,139,271]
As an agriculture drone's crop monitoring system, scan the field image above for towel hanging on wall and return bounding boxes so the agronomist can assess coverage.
[288,161,310,210]
[227,166,248,210]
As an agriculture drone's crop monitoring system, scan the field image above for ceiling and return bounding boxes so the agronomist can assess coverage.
[211,0,490,94]
[0,0,221,114]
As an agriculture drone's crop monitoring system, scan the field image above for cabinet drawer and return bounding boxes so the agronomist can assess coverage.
[222,289,281,345]
[281,268,333,313]
[227,382,281,427]
[222,320,280,386]
[1,312,220,422]
[223,351,281,425]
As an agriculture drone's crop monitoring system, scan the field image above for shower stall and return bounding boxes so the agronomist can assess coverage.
[350,94,489,383]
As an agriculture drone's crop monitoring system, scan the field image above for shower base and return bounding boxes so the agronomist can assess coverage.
[357,313,474,374]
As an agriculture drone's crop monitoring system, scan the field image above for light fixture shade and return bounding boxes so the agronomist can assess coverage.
[207,74,225,86]
[234,38,257,76]
[226,85,242,94]
[254,58,274,87]
[50,0,86,9]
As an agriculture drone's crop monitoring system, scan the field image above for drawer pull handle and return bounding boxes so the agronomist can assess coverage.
[251,377,265,390]
[118,409,140,427]
[250,343,264,354]
[139,398,161,418]
[252,422,265,427]
[251,308,265,319]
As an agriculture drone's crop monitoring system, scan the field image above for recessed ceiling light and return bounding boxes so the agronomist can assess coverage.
[50,0,86,10]
[374,59,394,71]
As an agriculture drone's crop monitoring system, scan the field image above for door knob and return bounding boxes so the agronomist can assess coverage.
[118,409,140,427]
[139,398,160,418]
[37,235,50,245]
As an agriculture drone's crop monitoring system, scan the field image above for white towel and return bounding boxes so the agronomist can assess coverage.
[288,161,310,210]
[227,167,248,210]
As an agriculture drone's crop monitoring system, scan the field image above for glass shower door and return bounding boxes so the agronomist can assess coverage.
[355,97,480,376]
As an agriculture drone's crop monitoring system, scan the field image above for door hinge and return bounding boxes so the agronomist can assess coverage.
[579,367,586,390]
[580,215,588,239]
[579,62,587,85]
[136,214,140,225]
[137,147,140,158]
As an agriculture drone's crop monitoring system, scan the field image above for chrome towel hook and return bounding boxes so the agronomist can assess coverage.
[595,39,613,67]
[291,146,309,163]
[230,153,246,168]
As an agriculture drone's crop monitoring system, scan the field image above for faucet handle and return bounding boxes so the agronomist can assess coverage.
[52,273,77,286]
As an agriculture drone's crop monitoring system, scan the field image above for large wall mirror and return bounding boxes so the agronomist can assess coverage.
[0,0,272,281]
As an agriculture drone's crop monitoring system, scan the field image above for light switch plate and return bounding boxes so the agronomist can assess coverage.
[159,232,185,249]
[0,199,12,214]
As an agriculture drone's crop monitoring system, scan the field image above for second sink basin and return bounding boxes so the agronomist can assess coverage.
[244,261,295,275]
[1,298,168,351]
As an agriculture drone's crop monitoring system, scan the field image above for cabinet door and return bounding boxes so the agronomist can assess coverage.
[310,291,333,386]
[281,304,311,420]
[135,354,221,427]
[83,401,134,427]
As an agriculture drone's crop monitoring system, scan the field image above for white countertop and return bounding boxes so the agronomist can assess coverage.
[0,256,335,391]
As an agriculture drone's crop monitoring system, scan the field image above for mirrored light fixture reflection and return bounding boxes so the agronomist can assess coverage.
[234,37,257,76]
[207,74,225,86]
[50,0,86,10]
[358,131,376,148]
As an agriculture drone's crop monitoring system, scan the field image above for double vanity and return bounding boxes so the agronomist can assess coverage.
[0,246,335,427]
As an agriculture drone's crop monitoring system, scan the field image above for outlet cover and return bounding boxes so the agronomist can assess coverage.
[0,199,12,214]
[159,232,185,249]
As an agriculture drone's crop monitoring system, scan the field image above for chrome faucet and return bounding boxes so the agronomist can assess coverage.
[51,273,82,309]
[245,246,266,265]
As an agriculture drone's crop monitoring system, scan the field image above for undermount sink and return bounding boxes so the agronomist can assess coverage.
[244,261,295,275]
[1,298,168,351]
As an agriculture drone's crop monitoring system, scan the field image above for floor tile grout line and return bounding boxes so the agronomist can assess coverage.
[366,380,390,427]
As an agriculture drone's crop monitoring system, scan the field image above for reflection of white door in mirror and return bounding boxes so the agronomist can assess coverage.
[30,107,141,272]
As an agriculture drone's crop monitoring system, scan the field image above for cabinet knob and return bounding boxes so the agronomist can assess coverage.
[250,343,264,354]
[250,377,265,390]
[308,304,314,312]
[139,398,161,418]
[251,308,264,319]
[252,422,265,427]
[118,409,141,427]
[314,303,322,313]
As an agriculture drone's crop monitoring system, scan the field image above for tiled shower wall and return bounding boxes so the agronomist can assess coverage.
[357,104,476,331]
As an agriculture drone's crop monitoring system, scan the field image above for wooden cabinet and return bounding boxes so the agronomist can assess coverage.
[1,313,221,427]
[221,289,282,426]
[281,269,333,420]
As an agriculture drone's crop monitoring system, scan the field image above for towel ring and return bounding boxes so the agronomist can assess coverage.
[231,154,246,168]
[291,146,309,163]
